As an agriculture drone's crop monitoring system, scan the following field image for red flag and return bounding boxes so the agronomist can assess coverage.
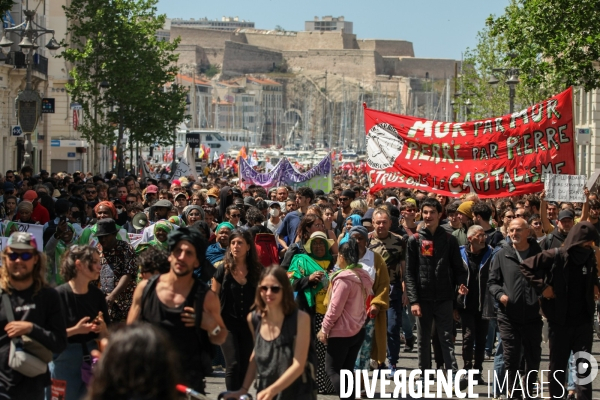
[73,110,79,130]
[237,146,247,160]
[252,150,258,160]
[331,150,336,160]
[364,87,575,198]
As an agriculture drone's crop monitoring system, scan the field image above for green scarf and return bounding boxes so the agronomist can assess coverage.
[154,221,173,236]
[309,240,333,262]
[168,216,186,227]
[3,221,17,237]
[288,254,329,308]
[52,223,78,286]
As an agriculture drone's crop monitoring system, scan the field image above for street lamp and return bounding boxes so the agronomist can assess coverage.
[487,55,520,114]
[0,4,61,168]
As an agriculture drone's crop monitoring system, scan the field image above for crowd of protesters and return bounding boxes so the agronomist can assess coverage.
[0,163,598,400]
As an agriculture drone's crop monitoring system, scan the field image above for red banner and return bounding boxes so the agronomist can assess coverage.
[365,87,575,198]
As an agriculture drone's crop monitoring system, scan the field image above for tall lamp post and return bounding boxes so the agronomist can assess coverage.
[487,58,520,114]
[0,4,60,169]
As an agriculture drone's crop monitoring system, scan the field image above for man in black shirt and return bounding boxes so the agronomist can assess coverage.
[0,232,67,399]
[520,222,600,400]
[128,227,227,394]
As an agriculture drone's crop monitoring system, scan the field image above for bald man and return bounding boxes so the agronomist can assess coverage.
[488,218,543,399]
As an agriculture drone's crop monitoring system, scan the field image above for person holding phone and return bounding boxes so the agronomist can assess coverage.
[50,245,109,400]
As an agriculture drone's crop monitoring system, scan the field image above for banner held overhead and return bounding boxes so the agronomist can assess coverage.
[364,87,575,198]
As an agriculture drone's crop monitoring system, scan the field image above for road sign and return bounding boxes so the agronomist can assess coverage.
[51,140,60,147]
[67,152,76,158]
[70,102,82,110]
[186,133,200,148]
[41,98,55,114]
[11,125,22,136]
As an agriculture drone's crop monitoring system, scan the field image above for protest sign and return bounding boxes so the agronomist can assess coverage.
[364,87,575,198]
[239,154,333,192]
[543,173,587,203]
[1,221,43,251]
[171,144,198,182]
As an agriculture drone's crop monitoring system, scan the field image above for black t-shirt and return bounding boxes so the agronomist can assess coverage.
[0,286,67,396]
[214,264,257,329]
[567,261,589,326]
[55,283,110,344]
[485,227,504,249]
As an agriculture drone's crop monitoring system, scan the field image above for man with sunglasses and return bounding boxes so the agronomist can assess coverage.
[128,227,227,395]
[334,189,356,230]
[0,232,67,399]
[84,184,98,202]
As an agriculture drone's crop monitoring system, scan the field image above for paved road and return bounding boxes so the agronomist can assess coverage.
[203,330,600,399]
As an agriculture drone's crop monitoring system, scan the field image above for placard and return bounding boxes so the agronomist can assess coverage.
[543,173,587,203]
[1,221,44,251]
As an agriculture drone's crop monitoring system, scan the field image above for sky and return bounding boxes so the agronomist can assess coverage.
[157,0,511,60]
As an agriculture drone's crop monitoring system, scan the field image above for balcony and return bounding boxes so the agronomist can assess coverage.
[4,51,48,76]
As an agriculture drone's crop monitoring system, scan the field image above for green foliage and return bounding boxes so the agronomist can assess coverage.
[0,1,14,19]
[490,0,600,91]
[61,0,187,151]
[201,64,220,79]
[459,20,561,120]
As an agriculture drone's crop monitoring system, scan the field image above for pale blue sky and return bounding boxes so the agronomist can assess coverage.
[157,0,510,59]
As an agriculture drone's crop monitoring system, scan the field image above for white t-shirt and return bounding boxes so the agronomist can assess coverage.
[359,248,376,281]
[266,218,282,234]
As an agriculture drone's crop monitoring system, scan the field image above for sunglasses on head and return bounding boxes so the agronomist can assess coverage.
[260,285,281,294]
[8,252,34,261]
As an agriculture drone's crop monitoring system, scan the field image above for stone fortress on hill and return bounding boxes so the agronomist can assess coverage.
[164,16,461,148]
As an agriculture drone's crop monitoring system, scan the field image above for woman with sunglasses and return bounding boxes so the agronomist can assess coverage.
[212,229,263,391]
[317,238,373,400]
[225,205,242,227]
[498,208,515,238]
[228,267,315,400]
[51,245,109,400]
[288,231,336,394]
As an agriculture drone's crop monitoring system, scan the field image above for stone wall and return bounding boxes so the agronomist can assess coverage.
[171,26,246,47]
[244,31,355,51]
[358,39,414,57]
[284,49,384,82]
[222,41,283,75]
[176,45,210,67]
[385,57,458,78]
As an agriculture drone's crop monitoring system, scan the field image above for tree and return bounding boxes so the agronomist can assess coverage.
[0,1,14,18]
[490,0,600,91]
[61,0,187,176]
[459,21,560,120]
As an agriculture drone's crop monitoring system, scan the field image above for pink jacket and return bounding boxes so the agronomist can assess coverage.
[321,268,374,338]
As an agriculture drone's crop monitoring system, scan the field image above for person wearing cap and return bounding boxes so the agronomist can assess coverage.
[540,209,575,251]
[17,189,50,225]
[206,187,219,207]
[95,218,138,322]
[265,202,282,233]
[145,184,158,205]
[0,231,67,399]
[453,200,475,246]
[334,189,356,231]
[128,227,227,395]
[152,199,172,222]
[351,225,391,380]
[242,196,257,210]
[174,192,189,216]
[288,230,336,394]
[78,201,130,247]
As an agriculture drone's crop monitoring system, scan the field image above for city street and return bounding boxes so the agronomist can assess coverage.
[203,330,600,399]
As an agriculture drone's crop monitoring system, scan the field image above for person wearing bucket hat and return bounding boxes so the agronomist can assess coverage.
[287,230,336,394]
[0,231,67,399]
[96,219,138,322]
